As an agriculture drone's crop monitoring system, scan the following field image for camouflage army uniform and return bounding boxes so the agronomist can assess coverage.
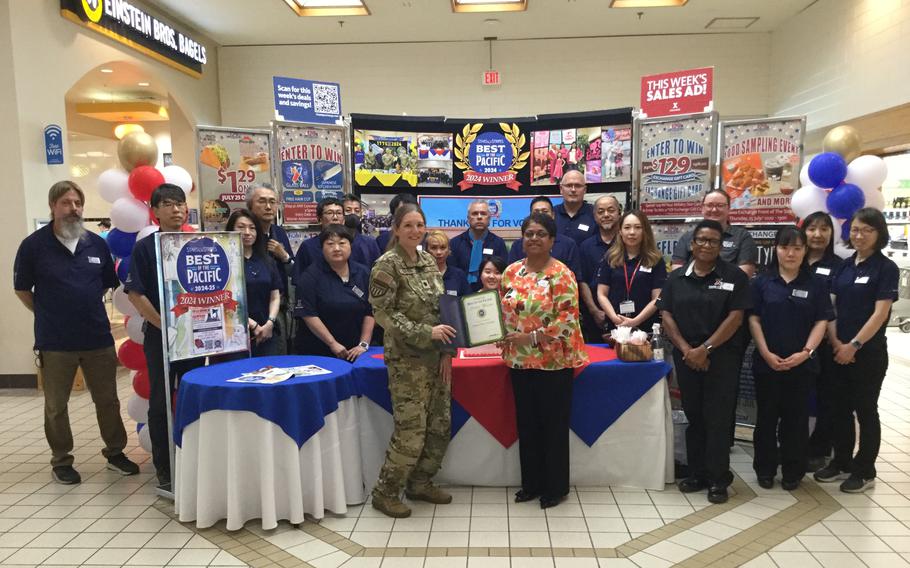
[369,244,451,499]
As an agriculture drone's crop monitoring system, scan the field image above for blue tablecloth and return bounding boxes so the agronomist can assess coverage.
[175,355,355,448]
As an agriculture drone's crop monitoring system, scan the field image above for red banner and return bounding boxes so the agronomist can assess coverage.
[172,290,239,316]
[640,67,713,118]
[457,170,521,191]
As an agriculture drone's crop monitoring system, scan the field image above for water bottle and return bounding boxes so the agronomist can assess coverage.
[651,323,665,362]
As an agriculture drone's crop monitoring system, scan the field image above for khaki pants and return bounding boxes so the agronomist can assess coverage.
[40,347,127,467]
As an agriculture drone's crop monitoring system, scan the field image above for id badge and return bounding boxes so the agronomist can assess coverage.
[351,285,365,298]
[619,300,635,315]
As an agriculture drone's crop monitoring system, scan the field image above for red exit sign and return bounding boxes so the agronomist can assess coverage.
[483,70,501,86]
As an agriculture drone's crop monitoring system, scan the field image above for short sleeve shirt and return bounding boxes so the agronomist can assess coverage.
[598,254,668,328]
[554,202,597,246]
[244,254,281,325]
[295,259,372,357]
[831,251,899,344]
[809,254,843,293]
[672,225,758,267]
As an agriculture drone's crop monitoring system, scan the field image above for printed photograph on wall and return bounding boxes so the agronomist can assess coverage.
[353,130,418,187]
[530,125,631,186]
[417,133,453,187]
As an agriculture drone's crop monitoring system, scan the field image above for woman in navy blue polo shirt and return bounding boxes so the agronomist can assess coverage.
[596,210,667,332]
[225,210,282,357]
[426,230,470,297]
[295,225,375,360]
[802,211,843,471]
[749,226,832,490]
[478,256,506,292]
[815,208,899,493]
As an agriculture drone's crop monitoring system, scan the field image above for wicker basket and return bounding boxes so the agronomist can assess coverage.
[615,342,653,362]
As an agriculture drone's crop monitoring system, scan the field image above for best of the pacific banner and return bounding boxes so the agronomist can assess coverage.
[274,122,346,225]
[721,118,804,224]
[639,114,716,219]
[157,232,249,361]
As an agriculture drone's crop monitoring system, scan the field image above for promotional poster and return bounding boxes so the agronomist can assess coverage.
[417,133,454,187]
[196,127,271,231]
[353,130,418,187]
[418,195,564,234]
[640,67,714,119]
[454,122,528,191]
[530,125,631,186]
[156,232,249,361]
[274,122,346,225]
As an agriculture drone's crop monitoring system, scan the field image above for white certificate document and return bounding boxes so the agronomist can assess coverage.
[461,290,506,347]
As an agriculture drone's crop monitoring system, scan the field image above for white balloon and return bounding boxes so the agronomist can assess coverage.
[160,165,194,197]
[834,242,853,259]
[127,394,149,423]
[98,169,131,204]
[864,188,885,211]
[126,316,145,344]
[790,185,829,218]
[110,197,150,233]
[845,155,888,192]
[799,161,812,188]
[113,285,139,317]
[136,224,159,242]
[137,424,152,453]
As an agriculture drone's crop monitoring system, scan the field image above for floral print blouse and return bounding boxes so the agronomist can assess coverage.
[500,258,589,371]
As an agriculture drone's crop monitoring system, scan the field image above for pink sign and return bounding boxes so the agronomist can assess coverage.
[640,67,713,118]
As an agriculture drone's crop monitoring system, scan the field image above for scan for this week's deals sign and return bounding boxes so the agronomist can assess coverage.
[640,67,714,119]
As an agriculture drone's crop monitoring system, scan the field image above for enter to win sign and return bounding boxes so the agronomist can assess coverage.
[640,67,713,118]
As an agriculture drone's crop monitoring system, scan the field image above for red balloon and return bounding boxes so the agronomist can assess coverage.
[128,166,165,202]
[118,340,147,371]
[132,368,151,399]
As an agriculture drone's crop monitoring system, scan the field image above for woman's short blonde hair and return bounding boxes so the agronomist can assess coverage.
[425,230,450,249]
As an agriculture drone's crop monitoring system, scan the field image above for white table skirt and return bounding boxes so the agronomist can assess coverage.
[176,399,364,530]
[359,378,674,493]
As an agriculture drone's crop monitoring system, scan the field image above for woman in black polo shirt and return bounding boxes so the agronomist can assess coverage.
[814,208,899,493]
[596,210,667,331]
[657,219,751,504]
[749,226,832,490]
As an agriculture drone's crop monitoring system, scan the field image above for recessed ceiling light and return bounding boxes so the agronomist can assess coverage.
[138,82,150,87]
[610,0,688,7]
[100,68,113,73]
[452,0,526,13]
[705,16,759,29]
[284,0,370,16]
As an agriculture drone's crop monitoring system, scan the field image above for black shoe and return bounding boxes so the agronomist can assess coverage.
[840,475,875,493]
[757,477,774,489]
[707,485,728,504]
[677,477,708,493]
[539,496,562,509]
[106,454,140,476]
[514,489,539,503]
[51,465,81,485]
[781,479,800,491]
[807,456,828,472]
[156,480,172,493]
[814,464,850,483]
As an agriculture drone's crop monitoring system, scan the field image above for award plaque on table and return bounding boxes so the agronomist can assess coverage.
[439,290,507,348]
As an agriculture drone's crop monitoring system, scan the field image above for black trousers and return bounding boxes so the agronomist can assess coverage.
[753,367,813,482]
[510,367,573,500]
[808,341,836,459]
[831,339,888,479]
[143,326,204,480]
[675,347,739,486]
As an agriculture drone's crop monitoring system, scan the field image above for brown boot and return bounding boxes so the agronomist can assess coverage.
[405,483,453,505]
[371,493,411,518]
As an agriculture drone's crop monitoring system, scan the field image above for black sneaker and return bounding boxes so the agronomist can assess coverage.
[840,475,875,493]
[813,464,850,483]
[51,465,81,485]
[106,454,139,476]
[757,477,774,489]
[156,480,172,493]
[807,456,828,472]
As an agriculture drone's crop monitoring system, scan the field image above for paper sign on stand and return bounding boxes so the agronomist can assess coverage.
[273,76,342,125]
[640,67,713,119]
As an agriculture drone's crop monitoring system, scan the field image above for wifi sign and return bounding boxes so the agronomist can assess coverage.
[44,124,64,165]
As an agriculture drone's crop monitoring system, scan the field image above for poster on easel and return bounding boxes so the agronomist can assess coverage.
[273,120,348,225]
[156,232,249,361]
[196,126,272,231]
[720,117,805,224]
[637,112,717,220]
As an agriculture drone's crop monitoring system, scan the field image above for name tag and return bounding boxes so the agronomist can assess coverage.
[792,289,809,299]
[446,290,458,296]
[483,248,493,255]
[351,285,365,298]
[639,266,652,273]
[855,276,870,284]
[577,223,590,232]
[722,240,734,248]
[619,300,635,314]
[708,281,735,291]
[815,267,831,276]
[416,244,423,252]
[88,256,101,264]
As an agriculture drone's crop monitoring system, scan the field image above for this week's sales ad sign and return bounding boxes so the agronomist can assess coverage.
[640,67,713,118]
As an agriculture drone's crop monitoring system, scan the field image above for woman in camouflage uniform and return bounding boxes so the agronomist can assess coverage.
[369,203,457,518]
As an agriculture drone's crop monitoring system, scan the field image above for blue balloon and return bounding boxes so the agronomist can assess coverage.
[117,256,131,284]
[841,219,852,243]
[827,183,865,220]
[808,152,847,189]
[107,228,138,258]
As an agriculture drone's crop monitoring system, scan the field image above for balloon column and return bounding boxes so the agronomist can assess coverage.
[99,131,196,452]
[790,125,888,257]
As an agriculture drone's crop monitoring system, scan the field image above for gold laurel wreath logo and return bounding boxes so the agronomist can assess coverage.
[454,122,529,172]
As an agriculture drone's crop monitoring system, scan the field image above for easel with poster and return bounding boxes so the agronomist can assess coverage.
[154,231,249,498]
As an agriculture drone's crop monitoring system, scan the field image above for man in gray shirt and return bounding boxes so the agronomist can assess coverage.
[671,190,757,278]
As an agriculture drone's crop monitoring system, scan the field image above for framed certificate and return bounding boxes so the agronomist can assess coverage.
[439,290,506,348]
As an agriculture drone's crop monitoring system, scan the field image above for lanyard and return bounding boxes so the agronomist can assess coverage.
[623,257,642,300]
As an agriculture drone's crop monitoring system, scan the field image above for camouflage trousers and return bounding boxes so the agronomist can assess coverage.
[373,356,451,499]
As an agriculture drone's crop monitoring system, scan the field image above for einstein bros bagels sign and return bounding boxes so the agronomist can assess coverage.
[455,123,529,191]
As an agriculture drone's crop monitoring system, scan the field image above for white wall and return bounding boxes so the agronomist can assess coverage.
[219,33,771,126]
[770,0,910,131]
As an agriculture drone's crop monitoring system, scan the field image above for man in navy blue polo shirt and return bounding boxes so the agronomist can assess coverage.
[554,168,597,246]
[294,198,381,283]
[508,196,581,278]
[449,199,508,289]
[125,184,204,492]
[14,181,138,485]
[579,195,621,341]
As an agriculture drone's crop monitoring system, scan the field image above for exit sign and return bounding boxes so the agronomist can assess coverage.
[483,70,501,86]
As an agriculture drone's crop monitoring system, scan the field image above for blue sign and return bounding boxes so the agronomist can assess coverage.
[44,124,64,165]
[282,160,313,189]
[176,238,230,294]
[273,76,342,125]
[468,131,512,174]
[418,196,564,230]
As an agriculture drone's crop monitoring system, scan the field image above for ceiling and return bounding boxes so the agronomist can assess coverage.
[152,0,816,46]
[66,61,169,106]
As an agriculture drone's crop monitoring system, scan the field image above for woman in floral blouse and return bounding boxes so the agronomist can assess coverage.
[500,212,588,509]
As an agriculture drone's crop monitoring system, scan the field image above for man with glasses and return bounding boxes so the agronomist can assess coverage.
[554,169,597,246]
[671,190,757,277]
[508,196,581,278]
[294,197,381,281]
[449,200,507,290]
[579,195,622,341]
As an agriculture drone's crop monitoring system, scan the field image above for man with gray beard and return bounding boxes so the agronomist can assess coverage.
[14,181,138,484]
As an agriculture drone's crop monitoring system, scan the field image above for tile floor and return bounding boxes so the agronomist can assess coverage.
[2,329,910,566]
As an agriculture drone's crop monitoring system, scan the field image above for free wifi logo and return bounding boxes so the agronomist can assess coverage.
[82,0,103,23]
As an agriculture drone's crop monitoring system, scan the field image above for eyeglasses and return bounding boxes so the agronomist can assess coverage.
[693,237,722,248]
[703,203,728,210]
[159,200,186,209]
[523,230,551,240]
[560,183,585,190]
[850,227,876,236]
[324,210,344,217]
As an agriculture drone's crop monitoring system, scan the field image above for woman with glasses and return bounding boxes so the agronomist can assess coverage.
[749,226,832,490]
[658,219,752,504]
[814,208,899,493]
[500,212,588,509]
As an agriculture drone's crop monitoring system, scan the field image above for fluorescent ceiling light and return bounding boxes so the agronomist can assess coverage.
[114,124,145,140]
[610,0,688,7]
[138,82,150,87]
[705,17,759,29]
[100,68,113,73]
[284,0,370,16]
[452,0,527,13]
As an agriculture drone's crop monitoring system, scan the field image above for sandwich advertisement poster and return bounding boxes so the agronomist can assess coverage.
[196,126,272,231]
[274,122,347,225]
